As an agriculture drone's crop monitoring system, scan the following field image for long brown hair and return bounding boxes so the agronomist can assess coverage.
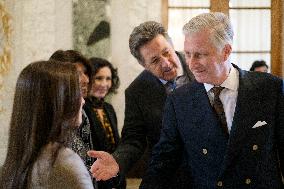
[0,60,81,188]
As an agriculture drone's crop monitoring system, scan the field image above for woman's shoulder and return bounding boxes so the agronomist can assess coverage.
[55,147,89,175]
[57,147,79,161]
[30,144,94,189]
[51,147,94,189]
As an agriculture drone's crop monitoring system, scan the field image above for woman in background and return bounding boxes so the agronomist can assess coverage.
[0,61,94,189]
[84,57,125,189]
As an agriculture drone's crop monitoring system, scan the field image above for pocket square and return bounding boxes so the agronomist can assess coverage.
[252,121,267,128]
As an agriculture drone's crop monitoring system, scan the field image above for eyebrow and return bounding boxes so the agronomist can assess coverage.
[161,47,169,53]
[150,56,159,62]
[150,48,169,61]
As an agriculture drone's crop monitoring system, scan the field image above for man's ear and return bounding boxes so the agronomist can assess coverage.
[222,44,232,61]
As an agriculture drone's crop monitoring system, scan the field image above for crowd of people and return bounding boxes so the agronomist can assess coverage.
[0,12,283,189]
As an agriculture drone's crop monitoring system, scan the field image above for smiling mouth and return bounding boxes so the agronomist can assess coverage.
[194,69,206,74]
[164,67,173,73]
[98,90,107,93]
[81,86,87,90]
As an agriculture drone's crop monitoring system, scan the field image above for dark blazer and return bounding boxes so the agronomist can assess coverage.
[140,65,284,189]
[84,99,125,189]
[113,52,194,178]
[84,99,120,152]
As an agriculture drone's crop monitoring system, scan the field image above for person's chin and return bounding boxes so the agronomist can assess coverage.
[163,72,176,81]
[195,76,207,83]
[81,89,88,98]
[75,120,82,127]
[95,94,105,99]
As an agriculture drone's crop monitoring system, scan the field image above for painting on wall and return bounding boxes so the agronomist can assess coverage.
[73,0,110,59]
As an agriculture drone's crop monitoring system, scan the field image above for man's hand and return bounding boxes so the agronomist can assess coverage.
[87,150,119,181]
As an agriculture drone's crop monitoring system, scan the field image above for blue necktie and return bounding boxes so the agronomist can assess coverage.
[165,80,176,94]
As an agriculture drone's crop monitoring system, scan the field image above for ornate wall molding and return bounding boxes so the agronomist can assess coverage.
[0,1,12,113]
[0,1,12,74]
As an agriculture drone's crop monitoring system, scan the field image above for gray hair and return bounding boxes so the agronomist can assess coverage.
[129,21,170,64]
[183,12,234,50]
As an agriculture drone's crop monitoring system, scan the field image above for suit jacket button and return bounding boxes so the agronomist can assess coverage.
[217,181,223,187]
[245,178,251,184]
[252,144,258,151]
[202,148,208,155]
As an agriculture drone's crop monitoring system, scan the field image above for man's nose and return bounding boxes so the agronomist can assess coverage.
[160,56,171,67]
[186,56,197,67]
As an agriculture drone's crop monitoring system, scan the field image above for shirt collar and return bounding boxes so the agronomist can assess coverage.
[204,64,239,92]
[160,78,167,85]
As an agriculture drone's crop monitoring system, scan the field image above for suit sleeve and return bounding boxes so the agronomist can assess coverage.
[140,94,183,189]
[112,89,148,176]
[276,79,284,176]
[106,103,118,127]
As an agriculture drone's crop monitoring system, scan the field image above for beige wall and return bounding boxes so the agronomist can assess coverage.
[0,0,72,164]
[110,0,162,133]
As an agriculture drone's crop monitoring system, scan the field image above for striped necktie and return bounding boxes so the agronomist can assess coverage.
[211,86,229,137]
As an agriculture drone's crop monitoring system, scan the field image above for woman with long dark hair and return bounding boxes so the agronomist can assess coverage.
[0,61,94,189]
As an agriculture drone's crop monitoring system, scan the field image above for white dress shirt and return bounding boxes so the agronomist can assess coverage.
[204,65,239,132]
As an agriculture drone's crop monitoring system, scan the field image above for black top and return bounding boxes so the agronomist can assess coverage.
[84,97,126,189]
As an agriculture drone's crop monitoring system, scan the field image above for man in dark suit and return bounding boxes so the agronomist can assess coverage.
[88,21,194,186]
[140,12,284,189]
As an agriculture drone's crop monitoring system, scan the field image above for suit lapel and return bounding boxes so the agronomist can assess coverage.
[104,104,120,145]
[182,82,224,142]
[143,70,168,109]
[142,70,166,95]
[180,82,228,174]
[92,110,107,150]
[221,68,260,172]
[190,82,215,125]
[176,51,195,81]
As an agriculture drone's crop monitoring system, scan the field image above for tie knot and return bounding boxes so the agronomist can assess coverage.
[167,79,175,84]
[165,80,176,93]
[211,86,224,97]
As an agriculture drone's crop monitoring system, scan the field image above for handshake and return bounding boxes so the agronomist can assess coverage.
[87,151,119,181]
